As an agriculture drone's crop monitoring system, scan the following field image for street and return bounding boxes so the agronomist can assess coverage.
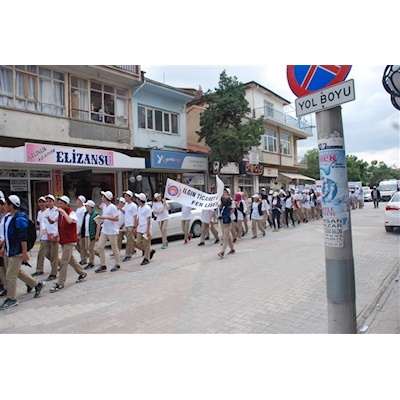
[1,201,399,334]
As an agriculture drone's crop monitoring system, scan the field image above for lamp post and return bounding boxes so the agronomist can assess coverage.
[129,170,143,192]
[382,65,400,110]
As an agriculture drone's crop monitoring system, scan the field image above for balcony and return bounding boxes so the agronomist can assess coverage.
[253,106,313,137]
[294,155,308,169]
[108,65,140,75]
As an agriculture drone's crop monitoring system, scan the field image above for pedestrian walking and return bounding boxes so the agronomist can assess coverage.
[49,196,87,292]
[94,191,121,273]
[234,192,247,239]
[0,193,7,294]
[38,194,60,281]
[270,192,282,231]
[82,200,101,270]
[116,197,127,257]
[198,209,220,246]
[181,204,193,244]
[32,196,49,276]
[122,190,138,262]
[217,196,235,258]
[284,190,295,228]
[0,195,45,309]
[75,195,88,266]
[371,186,381,208]
[302,190,311,222]
[152,193,170,249]
[133,193,156,266]
[250,194,266,238]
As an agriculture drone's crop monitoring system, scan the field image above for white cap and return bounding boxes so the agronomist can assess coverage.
[273,192,278,196]
[38,196,46,202]
[124,190,133,197]
[0,191,4,198]
[119,197,126,203]
[78,195,86,204]
[252,194,260,199]
[224,188,231,195]
[46,194,56,201]
[269,190,273,194]
[84,200,95,208]
[8,195,21,207]
[101,191,113,201]
[135,193,147,202]
[58,195,70,205]
[261,188,266,191]
[154,193,162,199]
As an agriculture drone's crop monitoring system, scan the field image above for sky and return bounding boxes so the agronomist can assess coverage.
[141,65,400,168]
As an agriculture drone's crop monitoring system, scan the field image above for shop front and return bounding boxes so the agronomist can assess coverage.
[0,142,145,219]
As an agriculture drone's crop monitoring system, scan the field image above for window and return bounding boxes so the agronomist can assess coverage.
[0,66,66,115]
[263,129,277,153]
[138,105,179,134]
[71,76,128,127]
[280,133,291,156]
[264,100,274,118]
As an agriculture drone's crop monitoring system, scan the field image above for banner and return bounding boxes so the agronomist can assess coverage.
[165,176,225,210]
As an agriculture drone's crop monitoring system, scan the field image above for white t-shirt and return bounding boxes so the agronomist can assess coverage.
[37,209,47,240]
[124,201,138,227]
[251,201,264,220]
[84,213,91,237]
[137,204,153,234]
[181,205,193,221]
[118,208,126,232]
[41,206,59,238]
[76,205,86,233]
[285,196,293,209]
[236,200,247,221]
[201,209,214,224]
[101,203,119,235]
[152,201,170,222]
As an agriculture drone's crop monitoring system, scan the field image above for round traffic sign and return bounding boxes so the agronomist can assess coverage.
[287,65,352,97]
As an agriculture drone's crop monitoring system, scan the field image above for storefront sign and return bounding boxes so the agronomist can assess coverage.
[10,179,28,191]
[25,143,114,167]
[182,173,205,186]
[151,150,208,171]
[264,167,278,177]
[220,162,239,175]
[244,162,263,175]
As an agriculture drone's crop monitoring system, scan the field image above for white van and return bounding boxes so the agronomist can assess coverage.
[377,179,399,201]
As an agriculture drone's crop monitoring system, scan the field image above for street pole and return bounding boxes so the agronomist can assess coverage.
[316,106,357,334]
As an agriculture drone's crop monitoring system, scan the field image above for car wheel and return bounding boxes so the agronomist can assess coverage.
[190,220,202,238]
[385,226,394,232]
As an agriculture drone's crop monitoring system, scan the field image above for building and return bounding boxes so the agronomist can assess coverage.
[0,65,145,218]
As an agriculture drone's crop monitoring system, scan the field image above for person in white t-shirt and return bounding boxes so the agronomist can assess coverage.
[122,190,138,261]
[95,191,121,273]
[181,204,193,244]
[75,195,87,266]
[250,194,266,238]
[133,193,156,266]
[116,197,127,255]
[33,196,48,275]
[284,190,296,228]
[152,193,170,249]
[302,190,311,222]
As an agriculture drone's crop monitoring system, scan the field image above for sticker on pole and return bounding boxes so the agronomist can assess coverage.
[287,65,352,97]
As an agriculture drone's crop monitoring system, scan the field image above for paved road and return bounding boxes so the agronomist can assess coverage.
[1,201,399,333]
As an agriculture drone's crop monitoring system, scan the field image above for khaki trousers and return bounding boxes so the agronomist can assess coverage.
[58,244,86,286]
[181,220,190,241]
[98,233,120,266]
[251,219,266,237]
[85,236,97,264]
[135,232,152,260]
[125,227,136,257]
[158,220,169,244]
[42,240,59,276]
[220,223,233,254]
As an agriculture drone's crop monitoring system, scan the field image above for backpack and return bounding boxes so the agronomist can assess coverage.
[11,214,37,251]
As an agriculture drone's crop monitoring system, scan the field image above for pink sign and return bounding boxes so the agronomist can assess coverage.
[25,143,114,167]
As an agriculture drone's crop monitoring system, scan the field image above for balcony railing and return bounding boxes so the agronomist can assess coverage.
[294,155,308,168]
[108,65,140,75]
[253,106,313,134]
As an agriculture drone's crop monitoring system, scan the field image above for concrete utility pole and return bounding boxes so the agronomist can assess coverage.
[316,106,357,334]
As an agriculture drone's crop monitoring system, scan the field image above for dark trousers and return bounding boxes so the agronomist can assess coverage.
[285,208,295,226]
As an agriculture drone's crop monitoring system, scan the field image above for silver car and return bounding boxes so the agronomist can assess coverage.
[384,192,400,232]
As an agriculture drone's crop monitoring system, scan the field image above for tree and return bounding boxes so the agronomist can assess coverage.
[298,149,320,179]
[346,155,369,183]
[197,70,265,165]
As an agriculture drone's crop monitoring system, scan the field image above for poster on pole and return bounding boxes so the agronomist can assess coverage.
[165,175,225,210]
[319,149,349,247]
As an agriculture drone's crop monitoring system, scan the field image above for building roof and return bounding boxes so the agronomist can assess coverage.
[243,81,291,105]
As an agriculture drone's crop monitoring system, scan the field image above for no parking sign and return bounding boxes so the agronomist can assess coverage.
[287,65,352,97]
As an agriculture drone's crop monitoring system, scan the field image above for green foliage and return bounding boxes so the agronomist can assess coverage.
[298,149,400,186]
[196,70,265,165]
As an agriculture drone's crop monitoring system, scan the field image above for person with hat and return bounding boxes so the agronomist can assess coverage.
[94,191,121,273]
[32,196,49,276]
[261,188,272,229]
[81,200,101,270]
[49,196,87,292]
[0,195,45,309]
[250,193,266,238]
[133,193,156,266]
[152,192,170,249]
[121,190,138,262]
[270,192,282,232]
[0,193,6,293]
[38,194,60,281]
[217,195,235,258]
[116,197,128,257]
[75,195,88,266]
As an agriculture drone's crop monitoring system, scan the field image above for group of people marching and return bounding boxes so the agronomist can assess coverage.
[0,184,325,310]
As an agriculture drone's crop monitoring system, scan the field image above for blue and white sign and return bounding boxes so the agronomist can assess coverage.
[151,150,208,171]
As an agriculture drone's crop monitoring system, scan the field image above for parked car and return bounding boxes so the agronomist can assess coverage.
[384,192,400,232]
[363,186,372,202]
[149,200,203,240]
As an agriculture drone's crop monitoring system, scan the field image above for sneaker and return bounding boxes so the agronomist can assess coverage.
[217,252,224,259]
[50,283,64,293]
[232,238,237,243]
[263,232,266,237]
[84,263,94,270]
[111,265,121,272]
[109,253,115,258]
[0,299,18,310]
[141,259,149,266]
[228,249,235,255]
[252,236,257,239]
[0,289,7,297]
[79,260,87,266]
[34,281,45,298]
[150,249,156,260]
[31,271,44,277]
[205,236,209,241]
[122,256,131,262]
[184,239,188,244]
[188,234,192,241]
[26,285,33,293]
[76,273,87,283]
[198,242,205,246]
[214,239,220,244]
[46,275,57,281]
[161,243,167,249]
[95,266,107,273]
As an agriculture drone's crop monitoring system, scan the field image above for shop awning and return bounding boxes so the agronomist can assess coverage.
[279,172,316,182]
